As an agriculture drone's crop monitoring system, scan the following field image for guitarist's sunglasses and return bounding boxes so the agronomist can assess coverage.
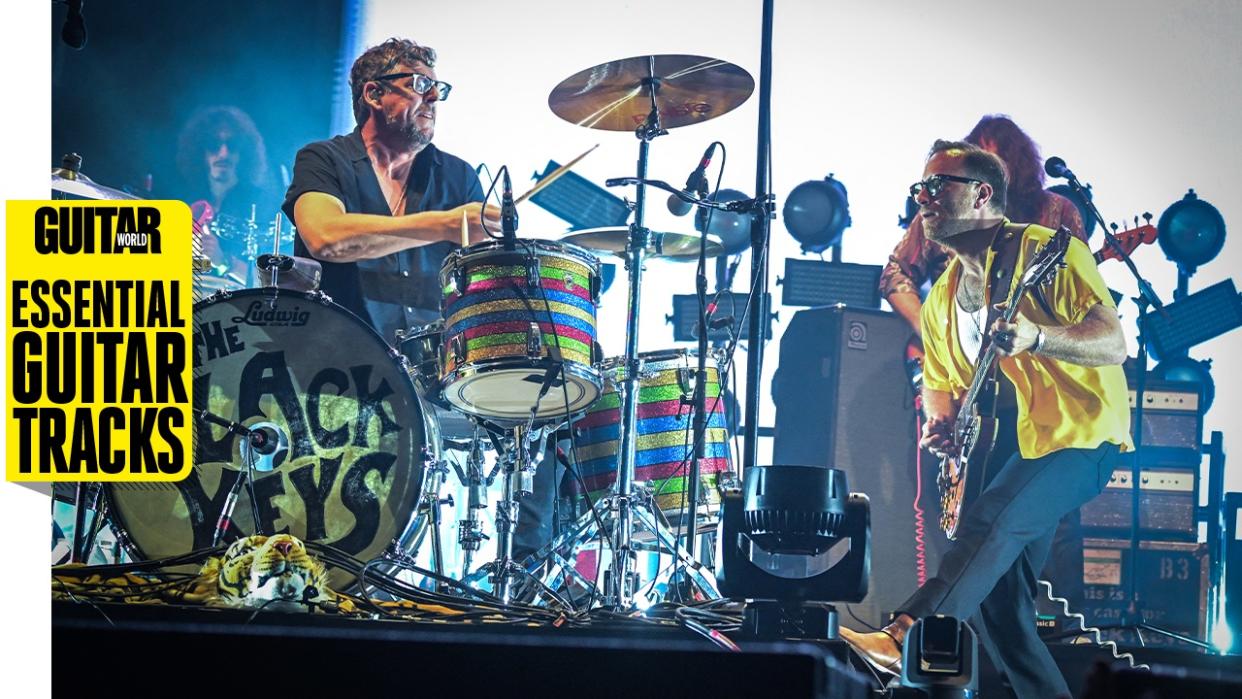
[909,174,983,199]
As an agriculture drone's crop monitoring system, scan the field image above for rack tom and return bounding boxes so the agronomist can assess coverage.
[439,240,602,423]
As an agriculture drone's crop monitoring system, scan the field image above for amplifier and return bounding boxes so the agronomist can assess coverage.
[1126,377,1203,466]
[1081,468,1197,539]
[1080,537,1207,650]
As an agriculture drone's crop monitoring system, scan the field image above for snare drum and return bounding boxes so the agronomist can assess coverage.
[107,288,437,589]
[439,240,602,422]
[564,349,733,515]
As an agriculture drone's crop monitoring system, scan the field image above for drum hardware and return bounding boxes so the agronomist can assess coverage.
[450,437,492,576]
[195,409,283,546]
[70,483,103,563]
[383,447,454,586]
[468,422,554,604]
[532,54,752,608]
[525,322,543,358]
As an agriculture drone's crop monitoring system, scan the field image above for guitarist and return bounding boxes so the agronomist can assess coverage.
[842,141,1132,699]
[881,115,1090,612]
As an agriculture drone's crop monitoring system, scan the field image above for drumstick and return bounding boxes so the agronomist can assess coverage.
[514,143,600,204]
[461,210,470,247]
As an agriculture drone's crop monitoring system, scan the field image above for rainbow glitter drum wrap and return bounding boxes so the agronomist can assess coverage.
[439,240,602,421]
[565,349,733,513]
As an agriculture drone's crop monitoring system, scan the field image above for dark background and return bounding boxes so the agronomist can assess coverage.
[51,0,345,203]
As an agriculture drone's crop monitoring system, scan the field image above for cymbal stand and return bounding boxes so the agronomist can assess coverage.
[528,62,721,608]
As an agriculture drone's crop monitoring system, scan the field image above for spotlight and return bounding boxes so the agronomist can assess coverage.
[783,174,851,254]
[695,188,753,256]
[1153,355,1215,412]
[718,464,870,639]
[900,615,979,698]
[1157,189,1226,273]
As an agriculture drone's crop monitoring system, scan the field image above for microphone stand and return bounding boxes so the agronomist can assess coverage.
[1056,169,1202,648]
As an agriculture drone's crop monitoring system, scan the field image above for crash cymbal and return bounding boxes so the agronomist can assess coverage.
[51,171,141,200]
[561,227,725,261]
[549,55,754,131]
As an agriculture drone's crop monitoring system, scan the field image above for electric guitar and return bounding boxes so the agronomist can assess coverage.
[937,228,1071,539]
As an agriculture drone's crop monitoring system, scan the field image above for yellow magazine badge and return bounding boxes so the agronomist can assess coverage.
[7,201,193,481]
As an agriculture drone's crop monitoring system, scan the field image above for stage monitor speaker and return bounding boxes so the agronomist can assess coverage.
[772,306,944,630]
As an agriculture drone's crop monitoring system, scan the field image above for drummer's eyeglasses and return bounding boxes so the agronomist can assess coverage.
[373,72,452,101]
[909,174,982,199]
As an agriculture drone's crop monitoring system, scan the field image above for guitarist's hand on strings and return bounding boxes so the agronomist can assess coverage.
[920,416,955,458]
[990,302,1042,357]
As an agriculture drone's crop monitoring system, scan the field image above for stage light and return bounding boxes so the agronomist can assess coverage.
[695,188,753,255]
[718,464,870,639]
[782,174,851,254]
[1157,189,1226,272]
[1211,619,1234,655]
[900,615,979,698]
[1144,279,1242,361]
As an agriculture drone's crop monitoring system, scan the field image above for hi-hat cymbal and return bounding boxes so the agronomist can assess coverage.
[51,171,141,200]
[561,227,725,260]
[549,55,754,131]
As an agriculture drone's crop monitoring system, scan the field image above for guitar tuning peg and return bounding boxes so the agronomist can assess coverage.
[1110,222,1119,232]
[1142,212,1152,224]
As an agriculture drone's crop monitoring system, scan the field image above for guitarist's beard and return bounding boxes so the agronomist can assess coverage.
[925,213,1005,251]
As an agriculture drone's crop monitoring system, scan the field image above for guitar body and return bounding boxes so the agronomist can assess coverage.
[938,412,998,539]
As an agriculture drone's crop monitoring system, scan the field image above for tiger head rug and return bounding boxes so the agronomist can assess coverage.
[200,534,333,611]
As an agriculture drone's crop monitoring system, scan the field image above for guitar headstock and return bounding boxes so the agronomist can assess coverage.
[1020,226,1071,292]
[1096,218,1158,264]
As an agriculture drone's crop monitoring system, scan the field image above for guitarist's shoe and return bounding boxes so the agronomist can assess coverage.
[838,614,915,676]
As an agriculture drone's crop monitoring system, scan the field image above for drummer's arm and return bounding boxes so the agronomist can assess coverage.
[293,192,502,262]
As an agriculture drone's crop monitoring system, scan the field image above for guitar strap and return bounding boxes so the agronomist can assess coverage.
[978,221,1028,358]
[971,222,1027,415]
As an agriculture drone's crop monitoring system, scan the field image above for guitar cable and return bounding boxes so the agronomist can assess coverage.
[1037,578,1149,671]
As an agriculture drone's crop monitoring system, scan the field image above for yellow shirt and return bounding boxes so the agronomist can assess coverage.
[920,222,1133,459]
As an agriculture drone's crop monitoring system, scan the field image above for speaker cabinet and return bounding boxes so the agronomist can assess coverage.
[772,306,945,629]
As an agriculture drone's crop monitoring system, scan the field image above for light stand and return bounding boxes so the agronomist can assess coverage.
[741,0,776,476]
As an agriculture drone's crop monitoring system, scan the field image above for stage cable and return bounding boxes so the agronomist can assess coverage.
[913,404,927,587]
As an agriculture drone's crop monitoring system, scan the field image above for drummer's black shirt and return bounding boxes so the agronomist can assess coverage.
[282,128,484,344]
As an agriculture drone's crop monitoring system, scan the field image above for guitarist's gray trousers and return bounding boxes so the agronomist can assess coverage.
[900,439,1119,698]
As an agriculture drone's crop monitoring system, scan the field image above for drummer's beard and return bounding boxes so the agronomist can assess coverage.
[382,108,434,150]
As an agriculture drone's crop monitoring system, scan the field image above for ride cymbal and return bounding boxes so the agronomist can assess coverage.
[548,54,754,131]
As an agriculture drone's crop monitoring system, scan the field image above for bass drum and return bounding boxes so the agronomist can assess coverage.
[107,288,437,589]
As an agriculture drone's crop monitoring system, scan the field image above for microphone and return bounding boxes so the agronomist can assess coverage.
[247,425,281,456]
[501,167,518,250]
[1044,156,1074,180]
[61,0,87,50]
[667,143,718,216]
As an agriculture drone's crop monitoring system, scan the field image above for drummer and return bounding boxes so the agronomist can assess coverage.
[282,37,501,343]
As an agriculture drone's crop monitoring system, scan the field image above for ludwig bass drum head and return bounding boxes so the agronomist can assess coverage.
[108,289,433,589]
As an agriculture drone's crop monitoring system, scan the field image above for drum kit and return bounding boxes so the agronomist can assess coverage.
[67,54,763,611]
